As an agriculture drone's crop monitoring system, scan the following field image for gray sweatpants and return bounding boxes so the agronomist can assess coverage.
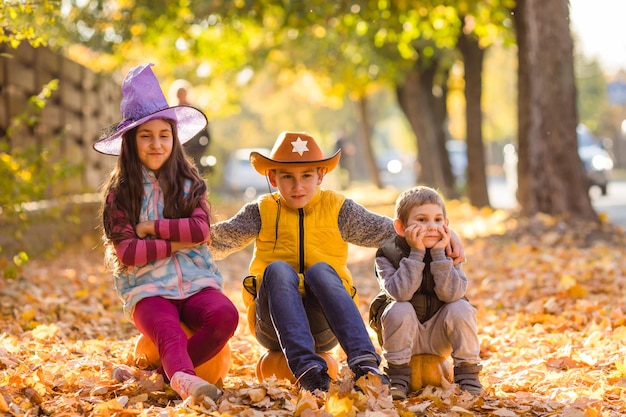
[380,299,481,367]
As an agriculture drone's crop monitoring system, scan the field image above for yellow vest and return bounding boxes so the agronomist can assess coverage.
[243,188,357,332]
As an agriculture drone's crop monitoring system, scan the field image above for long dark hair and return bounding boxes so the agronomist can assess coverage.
[99,118,209,245]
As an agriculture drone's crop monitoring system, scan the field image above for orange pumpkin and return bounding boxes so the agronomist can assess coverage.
[409,354,453,391]
[255,350,339,383]
[133,323,232,384]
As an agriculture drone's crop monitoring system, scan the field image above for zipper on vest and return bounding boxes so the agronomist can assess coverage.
[298,208,305,274]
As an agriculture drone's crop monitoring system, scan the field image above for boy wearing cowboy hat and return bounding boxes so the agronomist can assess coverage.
[210,131,466,395]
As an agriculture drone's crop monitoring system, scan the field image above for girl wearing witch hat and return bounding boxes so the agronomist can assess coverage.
[94,63,238,403]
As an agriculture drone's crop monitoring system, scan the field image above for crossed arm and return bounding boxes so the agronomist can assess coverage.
[109,201,210,266]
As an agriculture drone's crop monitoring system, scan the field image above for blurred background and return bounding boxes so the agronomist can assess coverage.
[2,0,626,253]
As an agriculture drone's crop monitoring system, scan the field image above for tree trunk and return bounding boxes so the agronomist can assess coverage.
[396,60,452,195]
[457,29,490,208]
[432,66,459,199]
[514,0,596,219]
[354,95,383,189]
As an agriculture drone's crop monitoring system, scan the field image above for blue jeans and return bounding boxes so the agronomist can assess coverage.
[255,261,380,378]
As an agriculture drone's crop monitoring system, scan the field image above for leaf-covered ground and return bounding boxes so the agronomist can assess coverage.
[1,196,625,416]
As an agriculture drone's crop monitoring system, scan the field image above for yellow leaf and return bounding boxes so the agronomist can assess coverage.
[566,284,587,298]
[247,387,267,402]
[93,398,124,415]
[294,391,318,416]
[354,372,387,397]
[30,323,60,341]
[615,358,626,377]
[0,394,8,412]
[75,288,89,298]
[585,405,601,417]
[558,274,577,290]
[21,310,36,322]
[451,405,477,415]
[613,326,626,342]
[324,395,355,417]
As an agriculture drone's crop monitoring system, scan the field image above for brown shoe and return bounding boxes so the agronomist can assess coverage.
[453,363,484,395]
[385,364,411,400]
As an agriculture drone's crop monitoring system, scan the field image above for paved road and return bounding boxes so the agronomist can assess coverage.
[488,176,626,228]
[591,180,626,227]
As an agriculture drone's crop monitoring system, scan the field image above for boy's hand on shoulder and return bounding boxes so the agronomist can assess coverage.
[446,229,466,265]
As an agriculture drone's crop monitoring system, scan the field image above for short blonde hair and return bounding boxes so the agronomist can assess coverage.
[395,186,446,225]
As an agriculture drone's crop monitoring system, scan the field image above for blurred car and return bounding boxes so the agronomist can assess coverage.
[222,147,271,199]
[501,124,614,196]
[376,143,468,189]
[576,124,613,195]
[446,140,468,185]
[376,149,417,189]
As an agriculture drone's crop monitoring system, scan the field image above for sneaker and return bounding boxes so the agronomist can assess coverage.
[390,384,408,400]
[453,364,484,395]
[352,361,390,386]
[170,371,222,401]
[385,364,411,401]
[297,367,331,394]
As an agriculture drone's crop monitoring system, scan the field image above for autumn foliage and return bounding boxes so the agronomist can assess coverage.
[1,198,625,416]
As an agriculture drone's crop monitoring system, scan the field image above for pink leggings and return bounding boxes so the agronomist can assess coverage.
[132,287,238,381]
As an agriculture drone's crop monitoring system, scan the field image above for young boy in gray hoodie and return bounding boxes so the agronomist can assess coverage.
[370,186,483,400]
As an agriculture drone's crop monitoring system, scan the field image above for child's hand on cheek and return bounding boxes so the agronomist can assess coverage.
[433,224,451,250]
[405,224,426,252]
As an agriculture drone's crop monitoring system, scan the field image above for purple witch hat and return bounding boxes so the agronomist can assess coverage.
[93,63,207,156]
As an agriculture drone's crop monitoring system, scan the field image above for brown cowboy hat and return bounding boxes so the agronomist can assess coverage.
[250,131,341,175]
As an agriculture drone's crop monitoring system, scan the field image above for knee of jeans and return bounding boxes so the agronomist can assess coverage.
[264,261,299,285]
[265,260,291,274]
[306,262,334,276]
[305,262,341,288]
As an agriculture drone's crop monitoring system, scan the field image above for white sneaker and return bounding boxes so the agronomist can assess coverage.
[170,371,222,401]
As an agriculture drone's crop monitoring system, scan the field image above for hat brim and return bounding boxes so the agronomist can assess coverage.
[93,105,207,156]
[250,150,341,175]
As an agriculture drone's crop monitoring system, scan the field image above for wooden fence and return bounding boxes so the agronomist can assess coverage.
[0,42,120,196]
